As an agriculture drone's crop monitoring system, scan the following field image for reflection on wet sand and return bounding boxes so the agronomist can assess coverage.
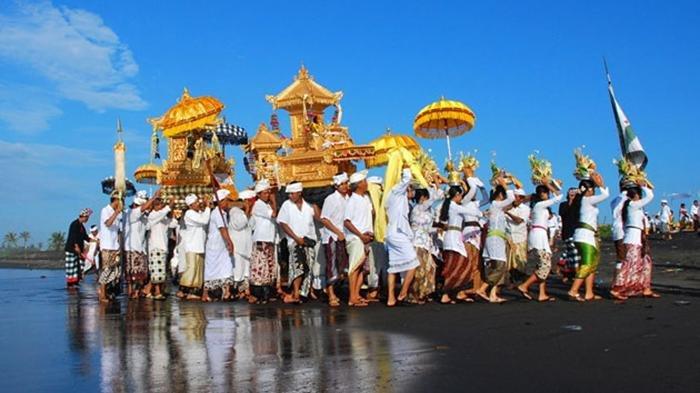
[66,292,434,393]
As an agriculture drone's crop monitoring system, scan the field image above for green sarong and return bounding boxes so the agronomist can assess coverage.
[574,241,599,279]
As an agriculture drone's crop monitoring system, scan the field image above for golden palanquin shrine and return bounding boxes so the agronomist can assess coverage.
[246,66,375,188]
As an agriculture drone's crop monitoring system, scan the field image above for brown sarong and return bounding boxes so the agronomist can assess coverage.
[442,250,473,294]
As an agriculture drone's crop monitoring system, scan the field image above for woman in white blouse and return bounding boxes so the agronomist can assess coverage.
[517,183,562,302]
[439,184,483,304]
[567,173,609,302]
[610,182,660,299]
[477,178,517,303]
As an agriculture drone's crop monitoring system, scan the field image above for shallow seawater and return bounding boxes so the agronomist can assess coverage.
[0,269,434,393]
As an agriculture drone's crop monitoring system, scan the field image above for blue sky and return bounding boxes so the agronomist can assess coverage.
[1,0,699,245]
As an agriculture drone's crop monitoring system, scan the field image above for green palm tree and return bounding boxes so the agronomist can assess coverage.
[3,232,18,249]
[49,232,66,251]
[19,231,30,248]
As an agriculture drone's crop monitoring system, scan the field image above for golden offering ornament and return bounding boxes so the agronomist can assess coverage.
[615,156,653,189]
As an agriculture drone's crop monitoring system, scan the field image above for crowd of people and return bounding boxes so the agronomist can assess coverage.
[63,161,682,306]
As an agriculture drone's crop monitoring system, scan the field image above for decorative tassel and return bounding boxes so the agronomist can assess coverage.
[211,130,222,153]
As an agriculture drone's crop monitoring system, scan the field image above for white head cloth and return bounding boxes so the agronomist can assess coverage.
[255,179,271,193]
[185,194,199,206]
[349,170,368,184]
[367,176,383,185]
[333,172,349,186]
[238,190,256,200]
[215,189,231,201]
[286,182,303,193]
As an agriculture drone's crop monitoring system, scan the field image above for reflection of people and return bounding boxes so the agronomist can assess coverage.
[65,208,92,287]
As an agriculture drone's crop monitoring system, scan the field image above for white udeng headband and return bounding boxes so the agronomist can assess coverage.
[333,172,348,185]
[286,182,303,193]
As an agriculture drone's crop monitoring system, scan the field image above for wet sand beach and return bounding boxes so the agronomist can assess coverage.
[1,233,699,392]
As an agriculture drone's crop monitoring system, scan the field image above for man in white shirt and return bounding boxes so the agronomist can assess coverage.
[179,194,211,300]
[658,200,672,240]
[125,190,157,299]
[146,194,176,300]
[202,189,236,302]
[229,190,255,299]
[277,181,319,303]
[98,191,123,303]
[249,180,278,303]
[692,200,699,232]
[505,188,530,281]
[344,170,374,307]
[320,172,350,307]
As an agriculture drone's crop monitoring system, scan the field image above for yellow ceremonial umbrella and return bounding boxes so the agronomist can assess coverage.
[134,163,161,185]
[365,129,422,168]
[413,96,476,161]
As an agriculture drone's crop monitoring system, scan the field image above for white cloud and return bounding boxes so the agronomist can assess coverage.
[0,139,106,167]
[0,1,146,124]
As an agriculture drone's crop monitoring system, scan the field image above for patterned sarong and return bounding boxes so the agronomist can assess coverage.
[98,250,121,285]
[527,249,552,281]
[126,251,149,283]
[148,248,167,284]
[324,238,348,286]
[408,247,436,302]
[65,251,81,285]
[611,244,653,296]
[250,241,276,286]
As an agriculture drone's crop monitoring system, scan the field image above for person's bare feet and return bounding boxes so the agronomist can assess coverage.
[517,285,533,300]
[610,290,628,300]
[475,289,489,302]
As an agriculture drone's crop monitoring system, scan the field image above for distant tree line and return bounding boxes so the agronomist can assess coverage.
[2,231,64,252]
